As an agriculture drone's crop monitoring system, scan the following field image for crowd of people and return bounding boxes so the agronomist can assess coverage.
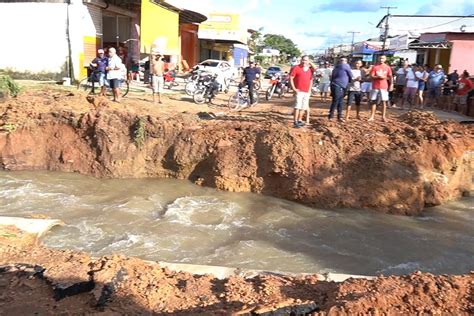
[288,55,473,128]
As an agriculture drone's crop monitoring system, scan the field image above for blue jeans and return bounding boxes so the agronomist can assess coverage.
[329,83,345,119]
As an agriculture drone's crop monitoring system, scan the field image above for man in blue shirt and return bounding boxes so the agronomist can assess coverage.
[90,49,108,96]
[240,61,260,105]
[328,57,352,121]
[427,64,447,108]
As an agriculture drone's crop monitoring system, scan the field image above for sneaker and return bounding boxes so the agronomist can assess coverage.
[293,122,301,128]
[297,121,305,126]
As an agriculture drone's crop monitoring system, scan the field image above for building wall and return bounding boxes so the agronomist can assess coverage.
[0,2,70,78]
[449,40,474,74]
[180,23,199,69]
[0,0,103,81]
[140,0,179,56]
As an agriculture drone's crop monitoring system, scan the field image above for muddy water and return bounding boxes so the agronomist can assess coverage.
[1,171,473,276]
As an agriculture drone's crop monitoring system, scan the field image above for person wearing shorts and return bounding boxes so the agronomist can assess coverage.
[360,64,372,102]
[345,60,363,120]
[90,49,108,96]
[415,65,428,109]
[106,47,124,103]
[452,70,473,113]
[427,65,447,108]
[151,54,165,104]
[290,55,313,128]
[317,62,332,102]
[368,55,392,122]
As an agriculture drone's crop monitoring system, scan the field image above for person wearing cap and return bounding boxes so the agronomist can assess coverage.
[427,64,447,108]
[90,49,108,96]
[240,61,260,105]
[106,47,124,103]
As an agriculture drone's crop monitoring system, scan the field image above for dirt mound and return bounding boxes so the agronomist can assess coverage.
[0,89,473,215]
[0,244,472,315]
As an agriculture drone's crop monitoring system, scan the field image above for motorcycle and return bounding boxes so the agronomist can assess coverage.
[193,73,220,104]
[311,77,321,96]
[164,70,179,89]
[266,72,287,100]
[185,70,208,95]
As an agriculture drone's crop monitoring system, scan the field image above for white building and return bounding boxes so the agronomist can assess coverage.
[0,0,139,81]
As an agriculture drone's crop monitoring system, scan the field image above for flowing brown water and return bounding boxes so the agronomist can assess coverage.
[1,170,473,275]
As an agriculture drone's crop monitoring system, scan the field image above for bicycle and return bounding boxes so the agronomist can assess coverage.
[228,85,259,110]
[77,70,129,97]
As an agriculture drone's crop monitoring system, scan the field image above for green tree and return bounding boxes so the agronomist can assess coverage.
[248,27,264,55]
[262,34,301,59]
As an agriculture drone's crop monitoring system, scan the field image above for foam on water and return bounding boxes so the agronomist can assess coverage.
[1,170,473,275]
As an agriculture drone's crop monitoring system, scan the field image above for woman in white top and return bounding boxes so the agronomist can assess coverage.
[106,47,124,103]
[415,65,428,109]
[402,65,419,109]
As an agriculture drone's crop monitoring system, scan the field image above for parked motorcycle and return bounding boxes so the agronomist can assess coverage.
[311,77,321,96]
[185,70,208,95]
[193,73,220,104]
[164,70,179,89]
[265,73,286,100]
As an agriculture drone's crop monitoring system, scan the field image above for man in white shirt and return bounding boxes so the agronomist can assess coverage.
[401,64,418,109]
[345,60,362,120]
[317,62,332,102]
[106,47,124,103]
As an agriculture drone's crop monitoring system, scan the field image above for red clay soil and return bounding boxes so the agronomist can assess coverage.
[0,243,472,315]
[0,88,473,215]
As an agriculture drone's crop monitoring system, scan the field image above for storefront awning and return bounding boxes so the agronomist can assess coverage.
[408,41,451,49]
[179,9,207,24]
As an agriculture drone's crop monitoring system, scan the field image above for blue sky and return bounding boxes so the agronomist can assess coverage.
[171,0,473,53]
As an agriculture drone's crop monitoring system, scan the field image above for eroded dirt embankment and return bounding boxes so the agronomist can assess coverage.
[0,242,473,315]
[0,90,473,215]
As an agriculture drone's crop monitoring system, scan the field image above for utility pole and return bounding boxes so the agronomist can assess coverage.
[380,6,397,52]
[348,31,360,58]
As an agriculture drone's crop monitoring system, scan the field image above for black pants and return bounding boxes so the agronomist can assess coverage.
[329,83,345,119]
[239,80,255,104]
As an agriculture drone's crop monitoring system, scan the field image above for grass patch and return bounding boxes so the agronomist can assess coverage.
[132,118,146,148]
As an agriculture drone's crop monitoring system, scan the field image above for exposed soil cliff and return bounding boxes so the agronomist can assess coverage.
[0,89,473,215]
[0,242,472,315]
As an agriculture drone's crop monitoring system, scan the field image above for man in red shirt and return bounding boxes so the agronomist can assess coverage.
[368,55,393,122]
[453,70,473,113]
[290,55,314,128]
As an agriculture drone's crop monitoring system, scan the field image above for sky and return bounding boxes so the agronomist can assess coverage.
[170,0,473,54]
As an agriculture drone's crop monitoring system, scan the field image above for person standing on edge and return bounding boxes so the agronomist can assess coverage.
[401,64,418,109]
[106,47,124,103]
[90,49,108,96]
[239,61,260,106]
[290,55,313,128]
[151,53,165,104]
[415,65,428,109]
[328,57,352,121]
[452,70,473,114]
[427,64,447,108]
[368,55,392,122]
[360,63,372,103]
[345,59,362,120]
[317,62,332,102]
[394,60,408,107]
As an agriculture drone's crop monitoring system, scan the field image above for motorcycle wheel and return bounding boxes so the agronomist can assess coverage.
[185,81,197,96]
[228,92,243,110]
[311,87,320,97]
[193,89,207,104]
[266,86,275,101]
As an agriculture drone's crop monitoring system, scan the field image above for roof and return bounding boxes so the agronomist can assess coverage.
[150,0,207,24]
